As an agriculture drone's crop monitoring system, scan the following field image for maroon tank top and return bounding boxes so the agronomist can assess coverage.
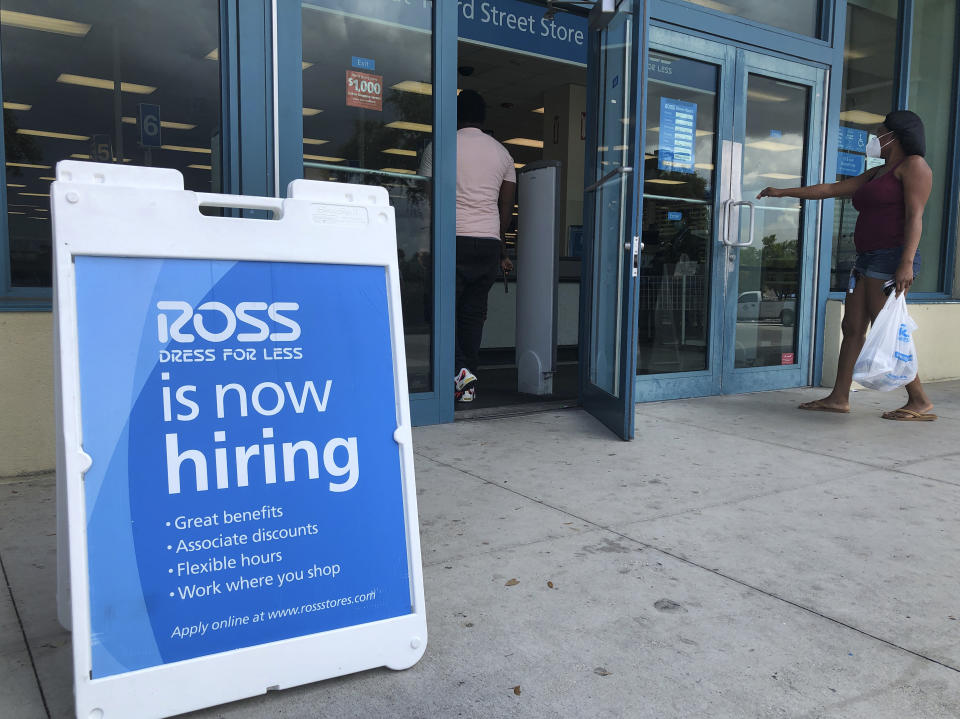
[851,159,906,252]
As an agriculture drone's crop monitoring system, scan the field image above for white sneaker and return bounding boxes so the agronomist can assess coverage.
[455,368,477,402]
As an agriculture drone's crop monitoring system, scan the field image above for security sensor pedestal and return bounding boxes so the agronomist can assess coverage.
[516,161,561,395]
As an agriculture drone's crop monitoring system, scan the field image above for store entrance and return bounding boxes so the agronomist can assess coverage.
[453,41,587,415]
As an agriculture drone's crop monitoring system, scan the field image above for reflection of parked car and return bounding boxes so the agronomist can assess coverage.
[737,291,796,325]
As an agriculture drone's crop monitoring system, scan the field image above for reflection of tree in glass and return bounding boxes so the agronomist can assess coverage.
[3,110,41,175]
[335,89,431,205]
[741,234,799,298]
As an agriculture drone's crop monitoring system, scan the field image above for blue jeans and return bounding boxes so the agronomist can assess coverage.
[849,247,920,292]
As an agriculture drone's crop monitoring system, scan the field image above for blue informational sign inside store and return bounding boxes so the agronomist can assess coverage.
[351,56,375,71]
[305,0,588,64]
[74,256,411,679]
[837,151,865,177]
[667,211,683,221]
[658,97,698,174]
[138,103,162,148]
[838,126,868,153]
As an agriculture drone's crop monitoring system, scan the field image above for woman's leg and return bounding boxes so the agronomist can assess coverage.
[862,281,935,416]
[800,275,871,411]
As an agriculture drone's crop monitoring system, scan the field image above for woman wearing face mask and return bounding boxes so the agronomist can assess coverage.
[757,110,935,421]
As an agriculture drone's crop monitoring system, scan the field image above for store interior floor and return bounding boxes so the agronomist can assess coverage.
[456,350,579,416]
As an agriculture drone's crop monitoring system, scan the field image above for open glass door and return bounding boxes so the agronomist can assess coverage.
[579,0,647,439]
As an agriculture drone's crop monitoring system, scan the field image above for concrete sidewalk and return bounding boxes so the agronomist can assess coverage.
[2,383,959,718]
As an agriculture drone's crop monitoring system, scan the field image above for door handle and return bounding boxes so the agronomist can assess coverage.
[722,200,755,248]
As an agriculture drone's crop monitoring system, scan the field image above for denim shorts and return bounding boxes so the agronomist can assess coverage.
[850,247,921,289]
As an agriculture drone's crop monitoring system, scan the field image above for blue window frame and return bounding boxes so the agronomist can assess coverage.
[276,0,458,426]
[0,0,273,310]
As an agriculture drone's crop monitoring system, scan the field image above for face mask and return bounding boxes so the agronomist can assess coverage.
[865,130,894,158]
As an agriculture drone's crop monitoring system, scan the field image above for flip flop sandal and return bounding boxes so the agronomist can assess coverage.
[798,401,850,414]
[881,408,938,421]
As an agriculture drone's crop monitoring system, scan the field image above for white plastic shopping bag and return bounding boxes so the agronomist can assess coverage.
[853,292,919,391]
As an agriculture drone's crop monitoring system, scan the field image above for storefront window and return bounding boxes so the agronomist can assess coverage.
[683,0,820,37]
[300,2,434,392]
[829,0,899,292]
[1,1,222,289]
[907,0,957,292]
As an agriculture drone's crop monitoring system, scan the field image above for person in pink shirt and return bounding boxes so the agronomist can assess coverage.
[449,90,517,403]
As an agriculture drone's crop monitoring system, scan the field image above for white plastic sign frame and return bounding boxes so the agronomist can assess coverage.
[52,161,426,719]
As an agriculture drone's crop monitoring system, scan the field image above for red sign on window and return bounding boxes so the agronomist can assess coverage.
[781,352,795,365]
[346,70,383,111]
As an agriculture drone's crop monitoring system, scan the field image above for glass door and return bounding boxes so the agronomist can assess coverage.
[636,28,824,401]
[579,0,647,440]
[721,51,824,392]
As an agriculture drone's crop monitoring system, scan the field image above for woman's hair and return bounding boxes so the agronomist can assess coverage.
[884,110,926,156]
[458,90,486,126]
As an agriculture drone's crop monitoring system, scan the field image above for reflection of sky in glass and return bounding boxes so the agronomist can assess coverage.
[683,0,819,37]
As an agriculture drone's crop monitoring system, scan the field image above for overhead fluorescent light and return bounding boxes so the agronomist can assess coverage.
[746,140,802,152]
[19,192,51,197]
[188,164,212,170]
[386,121,432,133]
[7,211,26,215]
[7,183,26,188]
[645,179,686,185]
[746,89,789,102]
[504,138,544,149]
[17,128,89,141]
[382,148,417,156]
[206,48,219,61]
[303,139,329,147]
[843,48,870,60]
[70,153,91,159]
[760,172,801,180]
[302,61,314,70]
[31,216,48,220]
[6,162,50,169]
[3,102,31,111]
[381,168,416,175]
[39,176,56,181]
[838,110,885,125]
[304,154,346,162]
[121,116,197,130]
[392,81,433,96]
[35,208,49,212]
[302,107,323,116]
[532,107,545,114]
[695,163,714,170]
[0,9,91,37]
[57,73,156,94]
[514,163,525,169]
[161,145,212,154]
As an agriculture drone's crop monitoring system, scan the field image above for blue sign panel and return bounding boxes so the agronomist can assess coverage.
[74,257,411,678]
[837,151,865,177]
[305,0,587,64]
[658,97,698,174]
[351,56,375,71]
[667,211,683,221]
[838,126,868,154]
[138,103,162,148]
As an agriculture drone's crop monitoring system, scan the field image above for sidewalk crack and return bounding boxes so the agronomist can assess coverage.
[0,550,51,718]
